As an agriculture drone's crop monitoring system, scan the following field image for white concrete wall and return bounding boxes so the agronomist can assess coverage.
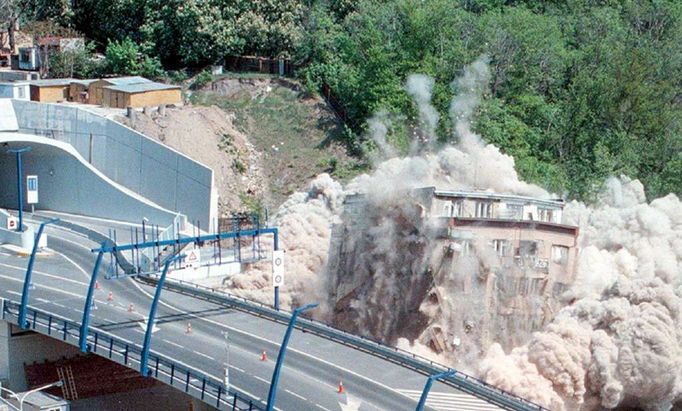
[10,100,216,228]
[0,135,178,227]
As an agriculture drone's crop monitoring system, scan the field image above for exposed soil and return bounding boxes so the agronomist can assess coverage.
[116,105,267,217]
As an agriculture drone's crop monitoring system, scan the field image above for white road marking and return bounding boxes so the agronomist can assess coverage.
[0,263,88,287]
[253,375,269,384]
[285,389,306,401]
[162,339,184,349]
[193,351,215,361]
[396,389,503,411]
[315,404,331,411]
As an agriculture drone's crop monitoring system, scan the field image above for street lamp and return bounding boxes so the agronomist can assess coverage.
[7,147,31,232]
[0,381,63,411]
[266,303,318,411]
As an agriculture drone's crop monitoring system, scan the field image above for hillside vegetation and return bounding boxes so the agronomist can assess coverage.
[9,0,682,200]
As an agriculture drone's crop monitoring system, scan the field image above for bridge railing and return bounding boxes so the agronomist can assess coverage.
[141,275,547,411]
[0,299,262,411]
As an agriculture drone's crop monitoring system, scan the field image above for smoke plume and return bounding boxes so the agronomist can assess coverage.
[225,55,682,409]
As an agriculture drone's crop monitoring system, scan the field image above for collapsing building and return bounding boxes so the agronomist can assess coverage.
[327,187,578,362]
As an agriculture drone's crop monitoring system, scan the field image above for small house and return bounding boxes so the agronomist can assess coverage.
[69,79,97,103]
[29,78,73,102]
[18,47,39,71]
[102,81,182,108]
[88,76,152,105]
[0,81,30,100]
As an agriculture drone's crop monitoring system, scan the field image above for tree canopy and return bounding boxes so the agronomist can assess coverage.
[5,0,682,200]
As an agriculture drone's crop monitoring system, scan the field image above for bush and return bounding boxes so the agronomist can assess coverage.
[190,70,213,90]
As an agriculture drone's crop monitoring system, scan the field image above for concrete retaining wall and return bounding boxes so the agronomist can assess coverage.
[10,100,216,228]
[0,135,178,227]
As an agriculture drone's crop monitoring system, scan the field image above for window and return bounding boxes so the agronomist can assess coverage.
[492,239,511,257]
[17,87,25,99]
[448,240,471,256]
[443,200,463,217]
[538,207,555,223]
[517,241,539,257]
[507,204,523,220]
[551,245,569,265]
[475,201,493,218]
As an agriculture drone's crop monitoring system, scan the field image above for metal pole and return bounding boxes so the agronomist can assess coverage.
[8,147,31,232]
[140,254,184,376]
[273,228,280,311]
[18,218,59,329]
[266,303,317,411]
[415,370,456,411]
[223,331,230,391]
[79,244,106,351]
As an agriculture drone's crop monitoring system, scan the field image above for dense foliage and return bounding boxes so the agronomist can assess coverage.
[5,0,682,200]
[298,0,682,200]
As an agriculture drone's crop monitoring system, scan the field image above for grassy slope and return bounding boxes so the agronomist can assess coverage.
[189,74,367,210]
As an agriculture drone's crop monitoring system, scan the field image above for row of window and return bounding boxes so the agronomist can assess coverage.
[450,239,570,265]
[442,200,558,222]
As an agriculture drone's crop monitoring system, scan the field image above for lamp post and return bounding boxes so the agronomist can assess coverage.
[7,147,31,232]
[18,218,59,329]
[415,370,456,411]
[266,303,317,411]
[0,381,63,411]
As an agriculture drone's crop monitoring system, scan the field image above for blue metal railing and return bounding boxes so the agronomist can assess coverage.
[141,275,547,411]
[0,299,262,411]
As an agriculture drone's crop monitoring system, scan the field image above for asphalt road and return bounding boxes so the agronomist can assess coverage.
[0,216,501,411]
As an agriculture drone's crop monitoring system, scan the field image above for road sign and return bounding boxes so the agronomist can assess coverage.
[186,247,201,268]
[272,250,284,287]
[6,216,17,230]
[26,175,38,204]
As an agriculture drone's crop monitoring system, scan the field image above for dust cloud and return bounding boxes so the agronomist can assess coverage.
[226,56,682,410]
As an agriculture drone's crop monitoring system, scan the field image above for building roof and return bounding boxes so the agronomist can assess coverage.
[71,79,98,86]
[29,78,74,87]
[431,189,565,209]
[0,81,29,86]
[100,76,153,86]
[103,81,180,94]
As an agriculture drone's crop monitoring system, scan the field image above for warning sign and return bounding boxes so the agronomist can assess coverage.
[186,247,201,269]
[272,250,284,287]
[6,217,17,230]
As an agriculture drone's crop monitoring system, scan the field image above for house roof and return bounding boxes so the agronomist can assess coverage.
[100,76,153,86]
[71,79,98,86]
[29,78,74,87]
[103,82,180,94]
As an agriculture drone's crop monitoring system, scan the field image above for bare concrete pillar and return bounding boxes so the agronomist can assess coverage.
[158,104,166,116]
[143,106,151,116]
[127,106,136,127]
[0,321,10,385]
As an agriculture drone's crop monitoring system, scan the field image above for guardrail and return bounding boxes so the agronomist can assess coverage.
[141,275,547,411]
[0,299,262,411]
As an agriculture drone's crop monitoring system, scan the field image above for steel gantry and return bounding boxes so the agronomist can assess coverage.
[79,226,279,352]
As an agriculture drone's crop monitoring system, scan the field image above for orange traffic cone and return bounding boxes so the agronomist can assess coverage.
[107,291,113,301]
[95,281,100,290]
[128,303,134,312]
[260,351,267,361]
[337,381,345,394]
[186,322,192,334]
